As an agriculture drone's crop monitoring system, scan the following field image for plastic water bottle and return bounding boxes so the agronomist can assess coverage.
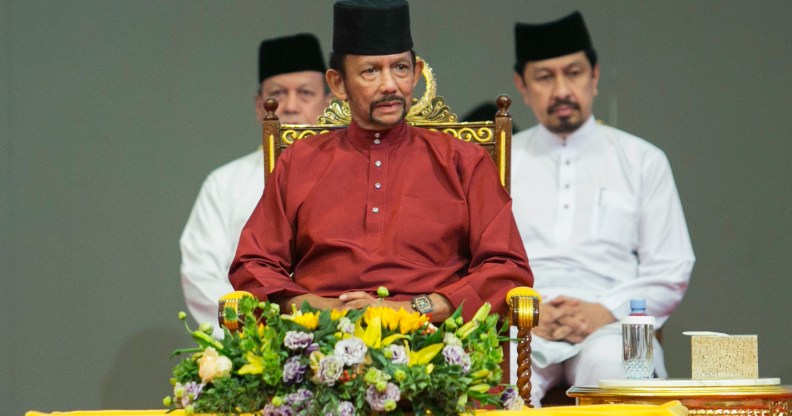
[621,298,655,379]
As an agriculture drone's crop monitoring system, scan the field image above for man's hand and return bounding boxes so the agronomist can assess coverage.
[532,297,585,341]
[565,296,616,339]
[339,291,412,311]
[277,294,345,311]
[340,291,453,322]
[532,296,616,344]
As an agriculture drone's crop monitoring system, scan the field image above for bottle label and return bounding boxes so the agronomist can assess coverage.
[621,315,655,325]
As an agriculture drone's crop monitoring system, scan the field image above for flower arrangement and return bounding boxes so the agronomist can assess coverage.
[164,290,524,415]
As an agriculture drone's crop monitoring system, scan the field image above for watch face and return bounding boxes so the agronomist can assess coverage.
[413,295,433,314]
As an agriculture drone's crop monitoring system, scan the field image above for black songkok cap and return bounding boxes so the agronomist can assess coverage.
[514,11,594,72]
[333,0,413,55]
[258,33,326,83]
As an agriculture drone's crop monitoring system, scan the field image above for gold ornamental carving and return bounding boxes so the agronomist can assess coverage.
[281,128,333,145]
[427,125,494,143]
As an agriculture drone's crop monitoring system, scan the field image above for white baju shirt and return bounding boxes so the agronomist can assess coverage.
[179,149,264,337]
[511,116,694,325]
[509,116,694,396]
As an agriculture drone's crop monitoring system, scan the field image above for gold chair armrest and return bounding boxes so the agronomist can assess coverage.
[506,287,542,407]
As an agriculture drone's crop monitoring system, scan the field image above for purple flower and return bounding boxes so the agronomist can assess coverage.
[262,403,294,416]
[306,342,320,354]
[283,356,307,384]
[442,345,471,373]
[336,401,356,416]
[318,355,344,386]
[365,382,401,412]
[323,401,356,416]
[337,317,355,335]
[384,344,408,364]
[174,381,204,408]
[286,388,313,411]
[501,386,525,411]
[284,331,314,350]
[334,337,367,366]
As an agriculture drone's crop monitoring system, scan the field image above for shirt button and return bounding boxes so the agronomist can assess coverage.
[372,207,380,213]
[375,182,382,189]
[374,132,380,138]
[374,139,381,144]
[564,204,570,209]
[565,184,570,189]
[565,160,571,165]
[375,160,382,167]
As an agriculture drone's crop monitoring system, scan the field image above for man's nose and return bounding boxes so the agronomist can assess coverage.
[552,76,571,99]
[379,70,398,94]
[281,91,299,113]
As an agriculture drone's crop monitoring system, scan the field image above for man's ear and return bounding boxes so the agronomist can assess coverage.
[326,69,347,101]
[254,94,264,121]
[513,72,532,107]
[591,64,600,97]
[411,58,424,89]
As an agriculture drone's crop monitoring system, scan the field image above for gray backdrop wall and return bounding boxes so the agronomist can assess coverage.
[2,1,791,414]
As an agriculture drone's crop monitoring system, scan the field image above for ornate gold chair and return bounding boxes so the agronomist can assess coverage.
[260,58,514,192]
[240,58,541,406]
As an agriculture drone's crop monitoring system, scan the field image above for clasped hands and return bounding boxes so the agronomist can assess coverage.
[532,295,616,344]
[279,292,452,322]
[280,292,408,311]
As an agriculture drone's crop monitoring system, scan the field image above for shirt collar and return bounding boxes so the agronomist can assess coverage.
[346,119,409,149]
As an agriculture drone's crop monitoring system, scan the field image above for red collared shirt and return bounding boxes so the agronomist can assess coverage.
[230,120,533,319]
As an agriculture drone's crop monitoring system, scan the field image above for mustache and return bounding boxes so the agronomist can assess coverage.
[371,95,407,109]
[548,98,581,114]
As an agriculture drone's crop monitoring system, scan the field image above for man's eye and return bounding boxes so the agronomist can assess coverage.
[362,67,377,74]
[270,90,286,97]
[299,90,316,97]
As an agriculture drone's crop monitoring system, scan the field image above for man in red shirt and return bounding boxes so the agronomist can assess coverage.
[230,0,533,322]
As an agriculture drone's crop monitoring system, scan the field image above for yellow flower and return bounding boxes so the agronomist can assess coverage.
[308,350,325,383]
[381,333,409,346]
[237,351,264,375]
[363,306,393,327]
[364,306,429,335]
[396,309,429,334]
[409,343,444,366]
[356,316,383,348]
[290,310,319,330]
[330,308,348,321]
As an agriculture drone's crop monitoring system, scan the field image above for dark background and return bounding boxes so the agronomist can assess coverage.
[3,1,791,414]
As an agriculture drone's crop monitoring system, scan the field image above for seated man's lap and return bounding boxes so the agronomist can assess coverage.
[565,324,624,384]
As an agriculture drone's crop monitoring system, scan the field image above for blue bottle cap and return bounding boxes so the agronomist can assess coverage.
[630,298,646,309]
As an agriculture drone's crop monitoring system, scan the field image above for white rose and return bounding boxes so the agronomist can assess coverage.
[198,347,232,383]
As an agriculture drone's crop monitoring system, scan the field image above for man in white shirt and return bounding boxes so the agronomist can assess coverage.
[180,33,331,337]
[509,12,695,405]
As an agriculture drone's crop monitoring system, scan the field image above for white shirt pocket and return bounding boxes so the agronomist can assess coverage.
[591,189,638,250]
